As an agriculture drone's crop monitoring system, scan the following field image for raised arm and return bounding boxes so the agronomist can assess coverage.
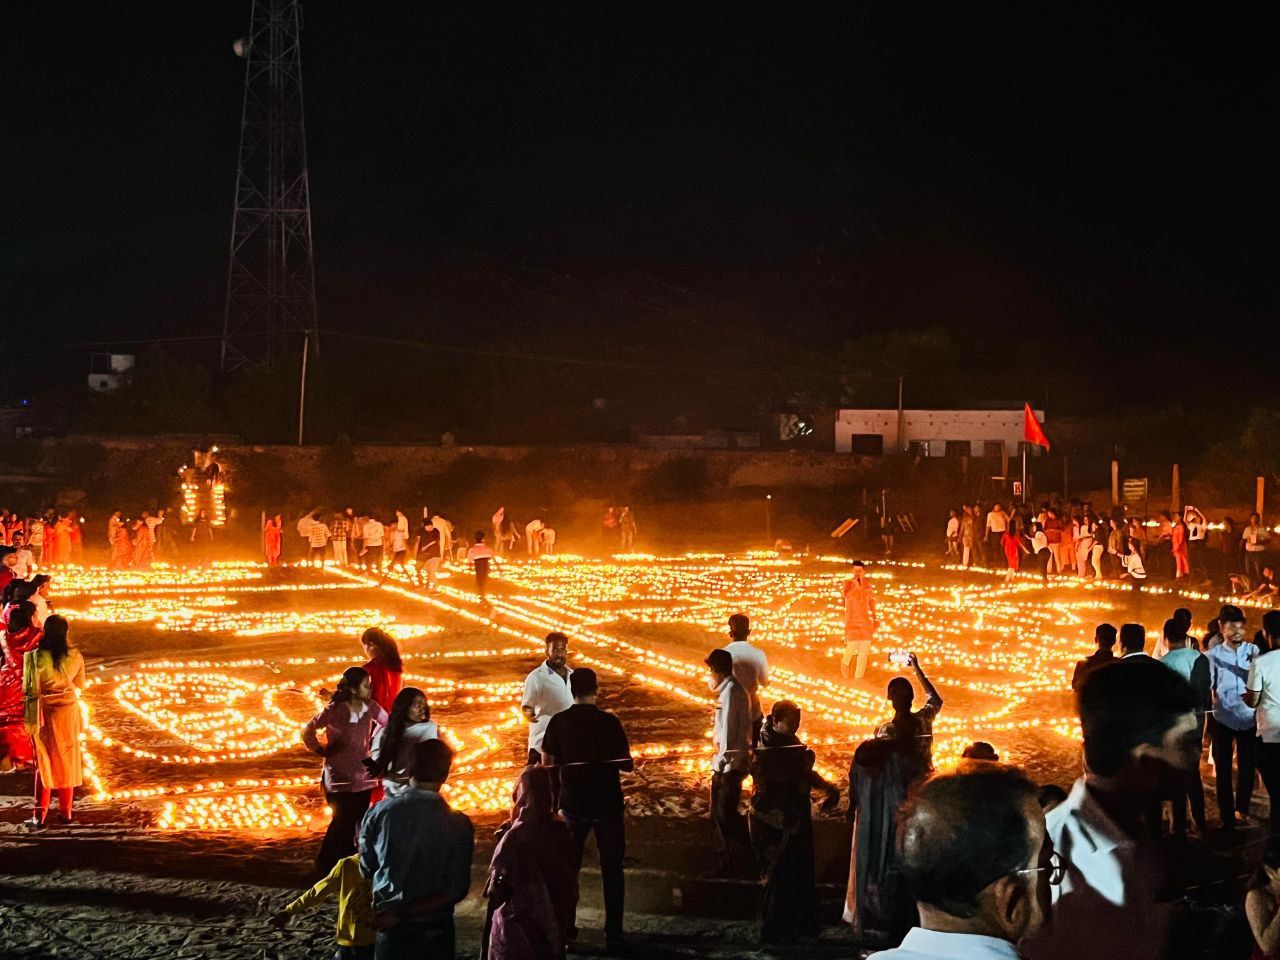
[910,653,943,712]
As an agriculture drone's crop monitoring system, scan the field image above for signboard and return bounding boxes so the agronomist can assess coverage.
[1122,478,1149,506]
[1012,481,1023,498]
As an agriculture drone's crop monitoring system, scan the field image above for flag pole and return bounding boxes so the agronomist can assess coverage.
[1021,445,1027,504]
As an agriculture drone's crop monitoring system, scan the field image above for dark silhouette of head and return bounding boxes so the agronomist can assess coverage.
[1119,623,1146,655]
[888,676,914,713]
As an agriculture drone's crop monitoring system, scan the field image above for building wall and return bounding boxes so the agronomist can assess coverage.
[834,409,1043,457]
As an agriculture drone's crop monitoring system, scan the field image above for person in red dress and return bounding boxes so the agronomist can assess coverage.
[360,627,403,713]
[109,522,133,569]
[1172,515,1191,580]
[264,515,283,566]
[1001,527,1027,579]
[0,602,42,771]
[50,515,73,566]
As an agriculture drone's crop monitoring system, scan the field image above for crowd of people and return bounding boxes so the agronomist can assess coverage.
[284,507,562,597]
[12,499,1280,957]
[261,577,1280,960]
[0,558,87,828]
[945,499,1273,589]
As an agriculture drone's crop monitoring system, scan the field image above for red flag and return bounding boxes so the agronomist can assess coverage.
[1023,403,1050,450]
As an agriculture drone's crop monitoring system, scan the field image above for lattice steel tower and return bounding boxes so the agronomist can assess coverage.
[221,0,318,370]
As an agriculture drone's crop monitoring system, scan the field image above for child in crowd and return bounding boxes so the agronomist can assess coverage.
[272,853,375,959]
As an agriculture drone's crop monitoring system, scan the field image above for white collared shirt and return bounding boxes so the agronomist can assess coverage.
[521,661,574,753]
[1027,777,1168,960]
[1248,649,1280,743]
[711,677,751,774]
[868,928,1020,960]
[722,640,769,720]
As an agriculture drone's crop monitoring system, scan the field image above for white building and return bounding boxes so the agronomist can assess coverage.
[833,408,1043,457]
[88,353,135,392]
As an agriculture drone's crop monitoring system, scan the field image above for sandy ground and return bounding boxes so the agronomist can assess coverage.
[0,554,1265,958]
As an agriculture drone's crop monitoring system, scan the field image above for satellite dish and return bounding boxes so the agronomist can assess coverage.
[233,37,251,58]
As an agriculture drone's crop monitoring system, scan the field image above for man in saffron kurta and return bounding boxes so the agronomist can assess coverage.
[841,561,879,680]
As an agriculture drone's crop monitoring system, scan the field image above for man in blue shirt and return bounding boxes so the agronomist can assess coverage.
[360,739,474,959]
[1207,604,1258,830]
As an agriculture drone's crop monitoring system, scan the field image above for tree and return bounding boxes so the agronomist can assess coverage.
[78,347,224,434]
[1241,407,1280,478]
[840,326,965,407]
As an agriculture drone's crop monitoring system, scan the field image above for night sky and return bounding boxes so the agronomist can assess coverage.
[2,3,1275,419]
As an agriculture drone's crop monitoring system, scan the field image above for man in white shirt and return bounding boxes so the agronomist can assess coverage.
[306,512,330,566]
[1246,609,1280,837]
[985,503,1009,565]
[521,632,574,765]
[525,518,545,556]
[705,647,752,876]
[1027,658,1200,960]
[722,614,769,745]
[1244,512,1271,584]
[868,765,1054,960]
[362,516,385,571]
[945,510,960,558]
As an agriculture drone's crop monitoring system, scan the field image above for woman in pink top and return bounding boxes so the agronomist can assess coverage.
[303,666,387,877]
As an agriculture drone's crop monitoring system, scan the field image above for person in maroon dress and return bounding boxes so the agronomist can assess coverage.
[0,602,42,771]
[360,627,403,713]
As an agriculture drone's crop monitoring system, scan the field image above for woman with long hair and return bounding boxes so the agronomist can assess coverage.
[23,615,85,827]
[481,766,579,960]
[368,687,439,798]
[360,627,403,713]
[302,666,387,876]
[0,602,40,771]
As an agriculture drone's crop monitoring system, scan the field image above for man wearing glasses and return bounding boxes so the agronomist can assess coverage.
[867,765,1058,960]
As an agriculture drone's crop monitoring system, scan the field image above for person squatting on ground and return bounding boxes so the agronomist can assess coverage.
[272,853,376,960]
